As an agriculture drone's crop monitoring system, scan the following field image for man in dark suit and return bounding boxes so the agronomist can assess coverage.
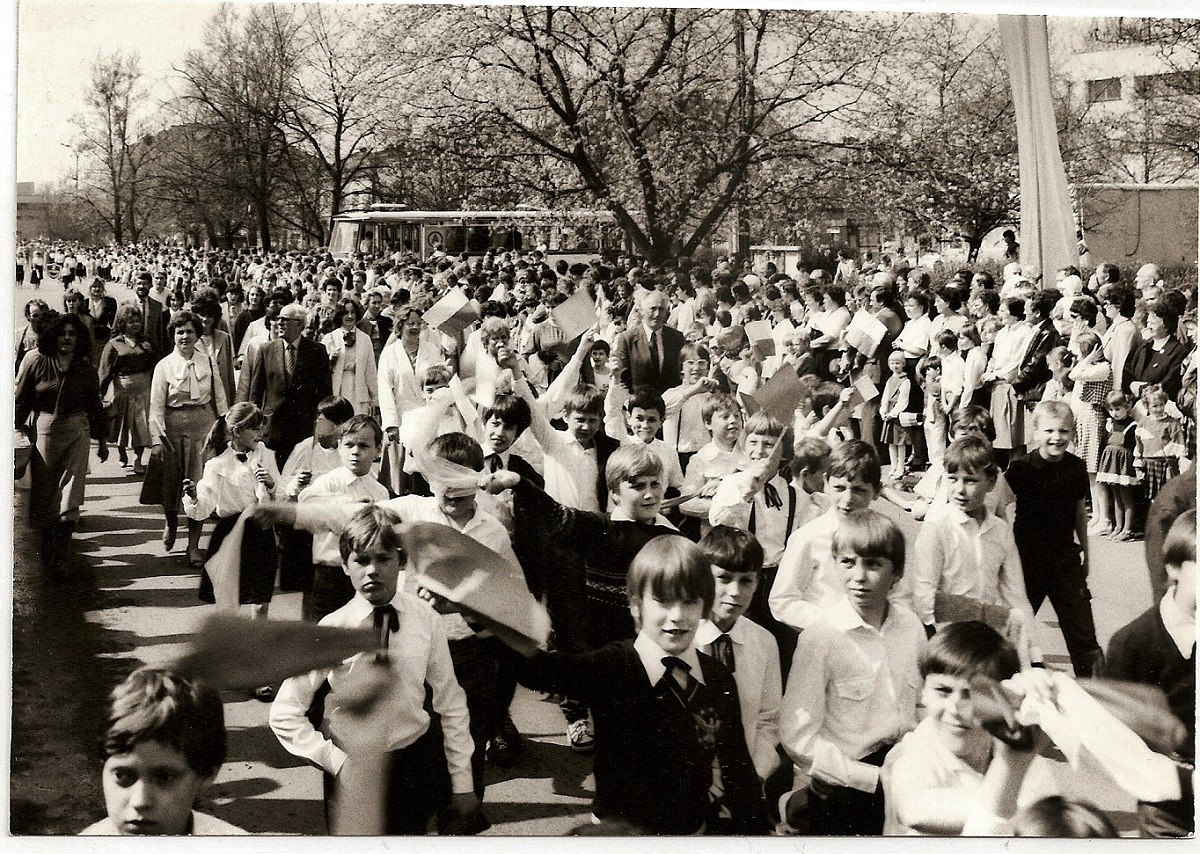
[1011,289,1062,438]
[242,304,333,465]
[613,288,685,395]
[134,273,168,358]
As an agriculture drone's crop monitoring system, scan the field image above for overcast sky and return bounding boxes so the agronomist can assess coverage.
[12,0,1196,186]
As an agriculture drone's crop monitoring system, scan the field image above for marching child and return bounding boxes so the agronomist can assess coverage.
[83,665,244,836]
[679,393,747,524]
[604,387,686,502]
[921,356,946,465]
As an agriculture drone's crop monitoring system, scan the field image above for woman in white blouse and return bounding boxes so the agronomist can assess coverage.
[322,300,378,415]
[894,290,934,368]
[148,311,229,565]
[981,298,1035,462]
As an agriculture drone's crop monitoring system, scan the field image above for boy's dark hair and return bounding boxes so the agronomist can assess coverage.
[590,338,611,356]
[316,395,356,426]
[339,413,384,448]
[952,405,997,442]
[338,503,405,564]
[920,355,942,379]
[625,389,666,419]
[943,436,999,478]
[699,525,765,576]
[627,535,716,615]
[1002,297,1026,321]
[1164,509,1196,570]
[827,440,882,489]
[831,509,905,577]
[920,620,1019,682]
[935,329,959,352]
[101,665,226,779]
[701,392,742,425]
[791,436,832,478]
[563,383,605,417]
[480,393,533,435]
[430,431,485,472]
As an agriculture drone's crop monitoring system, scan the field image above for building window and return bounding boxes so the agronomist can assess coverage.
[1087,77,1122,103]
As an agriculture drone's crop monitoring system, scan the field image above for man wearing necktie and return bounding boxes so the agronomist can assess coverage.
[244,303,333,466]
[614,289,685,396]
[135,273,167,358]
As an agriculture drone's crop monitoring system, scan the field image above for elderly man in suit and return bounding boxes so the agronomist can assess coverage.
[242,303,333,465]
[613,288,684,395]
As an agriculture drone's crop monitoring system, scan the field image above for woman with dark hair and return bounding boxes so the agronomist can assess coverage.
[62,289,96,356]
[15,312,109,572]
[982,298,1035,464]
[191,289,236,405]
[322,299,378,415]
[148,311,229,565]
[98,303,156,474]
[1122,301,1189,401]
[1100,283,1138,387]
[930,285,967,339]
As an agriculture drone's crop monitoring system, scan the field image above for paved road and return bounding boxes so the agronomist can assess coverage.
[10,275,1152,835]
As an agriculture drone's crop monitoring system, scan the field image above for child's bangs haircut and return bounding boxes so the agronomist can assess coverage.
[101,665,226,779]
[827,440,882,488]
[316,395,355,425]
[605,443,664,492]
[563,383,605,417]
[831,510,905,577]
[699,525,764,577]
[920,355,942,378]
[481,393,532,434]
[791,436,831,478]
[1163,509,1196,569]
[936,329,959,351]
[943,436,999,478]
[744,411,785,439]
[1140,383,1169,407]
[1032,400,1075,432]
[339,413,384,448]
[1104,390,1130,410]
[338,503,405,564]
[920,620,1019,682]
[701,392,741,424]
[625,389,666,418]
[430,431,485,472]
[421,363,453,386]
[952,405,997,441]
[627,535,716,615]
[680,341,709,363]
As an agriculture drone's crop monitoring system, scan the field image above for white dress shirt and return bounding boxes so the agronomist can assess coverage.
[1160,591,1196,658]
[679,442,747,519]
[780,597,925,793]
[183,442,280,520]
[709,473,822,568]
[696,617,782,780]
[269,589,475,794]
[278,436,343,498]
[297,468,391,565]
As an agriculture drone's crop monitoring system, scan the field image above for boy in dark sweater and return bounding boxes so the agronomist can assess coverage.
[1105,509,1195,838]
[1005,401,1103,677]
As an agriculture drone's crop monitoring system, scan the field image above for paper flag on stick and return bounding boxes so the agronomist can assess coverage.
[205,509,253,610]
[551,289,599,343]
[423,287,480,337]
[172,614,377,690]
[399,522,551,656]
[744,320,776,357]
[845,311,888,356]
[852,374,880,403]
[749,365,807,424]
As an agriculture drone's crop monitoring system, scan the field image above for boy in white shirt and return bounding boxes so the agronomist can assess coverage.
[679,392,746,524]
[602,387,685,507]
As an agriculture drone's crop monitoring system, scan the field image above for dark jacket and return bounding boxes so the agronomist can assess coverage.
[1011,317,1061,400]
[614,324,685,395]
[242,336,333,455]
[516,640,769,835]
[1121,336,1190,400]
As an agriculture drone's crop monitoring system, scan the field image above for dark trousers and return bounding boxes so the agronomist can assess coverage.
[278,527,315,592]
[808,744,891,836]
[447,634,521,798]
[745,566,799,686]
[322,723,450,835]
[1023,558,1103,677]
[305,563,355,623]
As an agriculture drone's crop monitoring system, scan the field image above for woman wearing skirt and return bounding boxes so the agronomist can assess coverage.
[15,312,109,572]
[148,311,228,566]
[982,298,1034,467]
[98,303,155,474]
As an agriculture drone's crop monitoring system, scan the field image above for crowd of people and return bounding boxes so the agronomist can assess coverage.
[13,237,1197,838]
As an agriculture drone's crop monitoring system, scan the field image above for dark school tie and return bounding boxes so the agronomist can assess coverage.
[649,330,661,376]
[235,452,248,463]
[662,656,699,705]
[710,633,735,674]
[748,481,783,534]
[487,454,503,473]
[373,604,399,661]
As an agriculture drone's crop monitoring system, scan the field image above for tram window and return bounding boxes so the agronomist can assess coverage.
[466,226,491,253]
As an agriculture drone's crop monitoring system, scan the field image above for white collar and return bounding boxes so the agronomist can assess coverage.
[344,590,407,625]
[609,506,677,530]
[634,632,705,685]
[1159,592,1195,658]
[695,618,746,648]
[943,503,1002,534]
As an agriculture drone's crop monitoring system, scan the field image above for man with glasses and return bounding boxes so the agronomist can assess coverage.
[241,303,333,466]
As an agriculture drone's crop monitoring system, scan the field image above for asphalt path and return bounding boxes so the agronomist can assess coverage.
[9,272,1153,835]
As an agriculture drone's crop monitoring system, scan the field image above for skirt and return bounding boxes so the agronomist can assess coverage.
[159,406,216,514]
[108,372,152,448]
[989,381,1024,450]
[879,418,914,446]
[1096,444,1139,486]
[1073,404,1105,474]
[30,413,90,527]
[198,513,278,606]
[1142,457,1179,503]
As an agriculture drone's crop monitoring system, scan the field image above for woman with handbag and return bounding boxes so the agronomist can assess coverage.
[15,312,109,572]
[147,311,228,566]
[97,303,155,474]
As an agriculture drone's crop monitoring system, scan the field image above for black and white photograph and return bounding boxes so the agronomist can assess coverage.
[7,0,1198,842]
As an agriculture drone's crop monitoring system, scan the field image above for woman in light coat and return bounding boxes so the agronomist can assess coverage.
[322,300,378,416]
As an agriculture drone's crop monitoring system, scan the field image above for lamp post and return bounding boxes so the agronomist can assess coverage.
[60,142,80,191]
